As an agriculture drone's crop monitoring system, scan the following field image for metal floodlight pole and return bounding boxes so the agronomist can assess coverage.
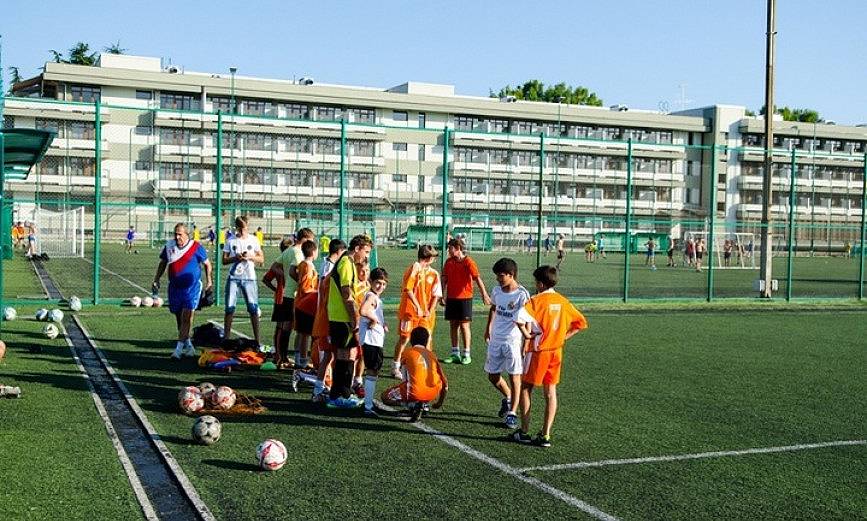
[707,144,718,301]
[536,132,545,268]
[786,148,797,300]
[339,118,346,240]
[623,138,634,302]
[758,0,777,298]
[859,153,867,300]
[441,127,450,262]
[554,97,564,236]
[229,67,236,219]
[215,112,223,305]
[93,99,103,304]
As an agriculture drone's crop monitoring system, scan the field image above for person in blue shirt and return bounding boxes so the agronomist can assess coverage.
[126,226,137,254]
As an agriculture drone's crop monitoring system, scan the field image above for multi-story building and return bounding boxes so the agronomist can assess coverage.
[4,54,865,246]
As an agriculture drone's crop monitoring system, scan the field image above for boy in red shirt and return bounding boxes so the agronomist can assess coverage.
[512,265,588,447]
[441,238,491,365]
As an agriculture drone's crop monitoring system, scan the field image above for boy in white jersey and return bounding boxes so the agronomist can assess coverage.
[359,267,389,417]
[484,257,531,429]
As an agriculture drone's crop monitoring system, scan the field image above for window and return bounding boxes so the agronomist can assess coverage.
[489,119,509,133]
[314,106,341,121]
[242,99,274,117]
[658,131,673,144]
[284,136,311,153]
[418,112,426,128]
[489,149,509,165]
[134,125,152,136]
[37,156,61,176]
[135,161,152,171]
[418,144,425,161]
[314,138,340,155]
[69,157,95,177]
[350,108,375,124]
[160,162,188,181]
[392,174,407,182]
[244,133,273,151]
[454,116,480,131]
[352,172,374,189]
[2,115,13,129]
[69,84,100,103]
[160,92,201,111]
[743,134,762,147]
[349,140,375,157]
[417,175,425,192]
[393,142,408,152]
[136,90,153,100]
[159,128,191,145]
[282,103,309,120]
[67,121,95,140]
[35,118,62,136]
[393,111,408,122]
[209,96,233,113]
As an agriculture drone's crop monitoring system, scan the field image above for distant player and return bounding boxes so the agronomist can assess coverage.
[644,238,656,268]
[484,257,530,429]
[319,234,331,259]
[597,236,606,259]
[191,224,200,242]
[512,266,588,447]
[555,234,566,270]
[667,238,677,267]
[695,238,706,272]
[126,226,137,254]
[381,327,448,422]
[392,245,441,379]
[723,239,733,267]
[525,234,533,253]
[207,226,216,246]
[544,234,552,256]
[255,226,265,247]
[442,238,491,365]
[359,267,389,417]
[262,238,293,366]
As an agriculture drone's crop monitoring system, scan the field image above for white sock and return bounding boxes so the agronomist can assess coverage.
[393,360,400,369]
[450,346,459,355]
[462,348,470,357]
[353,376,363,388]
[364,375,377,410]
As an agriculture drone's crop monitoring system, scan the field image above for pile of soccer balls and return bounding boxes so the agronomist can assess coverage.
[129,296,164,308]
[179,383,286,470]
[32,307,64,339]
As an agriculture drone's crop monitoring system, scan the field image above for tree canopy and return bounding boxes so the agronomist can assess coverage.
[491,80,603,106]
[756,105,823,123]
[45,41,127,66]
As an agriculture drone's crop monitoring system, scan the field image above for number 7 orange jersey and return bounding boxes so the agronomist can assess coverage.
[517,289,588,352]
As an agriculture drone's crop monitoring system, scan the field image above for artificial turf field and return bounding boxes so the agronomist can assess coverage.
[13,241,866,303]
[2,298,863,520]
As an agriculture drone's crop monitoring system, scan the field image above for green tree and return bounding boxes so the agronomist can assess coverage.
[104,41,127,54]
[757,105,823,123]
[48,49,64,63]
[493,80,603,106]
[67,42,97,66]
[8,66,22,85]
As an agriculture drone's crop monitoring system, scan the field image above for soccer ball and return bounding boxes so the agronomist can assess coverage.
[69,296,82,312]
[130,296,142,308]
[178,386,205,413]
[651,265,657,271]
[3,306,17,321]
[256,439,287,471]
[142,296,154,308]
[191,415,222,445]
[153,297,164,308]
[198,382,217,403]
[43,323,59,340]
[35,308,49,321]
[213,385,236,410]
[49,309,64,323]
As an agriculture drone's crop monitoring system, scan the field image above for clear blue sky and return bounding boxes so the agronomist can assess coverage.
[2,0,865,124]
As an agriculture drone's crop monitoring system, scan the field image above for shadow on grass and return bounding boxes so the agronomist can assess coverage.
[201,459,260,472]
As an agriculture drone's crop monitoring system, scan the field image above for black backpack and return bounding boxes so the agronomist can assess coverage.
[191,322,224,348]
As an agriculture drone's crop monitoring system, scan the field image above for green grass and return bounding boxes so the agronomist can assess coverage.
[69,304,865,520]
[2,254,47,300]
[0,307,146,521]
[27,242,867,304]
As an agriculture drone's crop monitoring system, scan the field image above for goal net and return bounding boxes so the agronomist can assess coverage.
[18,205,85,258]
[688,231,757,269]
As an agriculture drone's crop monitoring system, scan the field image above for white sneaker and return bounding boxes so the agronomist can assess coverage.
[390,366,402,379]
[171,345,184,360]
[182,344,198,358]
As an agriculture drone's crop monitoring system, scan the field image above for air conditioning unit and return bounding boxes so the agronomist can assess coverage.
[609,104,628,112]
[499,95,517,103]
[165,66,179,74]
[298,77,314,85]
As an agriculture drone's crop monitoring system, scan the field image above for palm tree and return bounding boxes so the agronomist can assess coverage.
[8,66,22,85]
[48,49,64,63]
[104,41,127,55]
[67,42,97,66]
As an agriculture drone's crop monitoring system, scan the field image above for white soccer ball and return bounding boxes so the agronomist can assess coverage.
[49,309,64,323]
[153,297,164,308]
[69,296,82,312]
[142,296,154,308]
[191,415,222,445]
[198,382,217,404]
[256,439,287,471]
[130,296,142,308]
[178,386,205,413]
[214,385,236,410]
[43,323,59,340]
[35,308,48,321]
[3,306,17,321]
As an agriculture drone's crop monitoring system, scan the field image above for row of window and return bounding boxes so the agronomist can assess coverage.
[452,178,673,202]
[36,156,95,176]
[741,163,864,181]
[35,118,96,140]
[454,115,675,144]
[150,128,378,156]
[453,147,675,173]
[742,133,866,154]
[151,163,377,189]
[739,190,863,209]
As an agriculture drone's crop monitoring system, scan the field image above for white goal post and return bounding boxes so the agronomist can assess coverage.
[688,231,757,269]
[16,205,86,258]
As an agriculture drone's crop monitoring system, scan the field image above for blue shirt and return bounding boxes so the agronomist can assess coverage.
[160,240,208,289]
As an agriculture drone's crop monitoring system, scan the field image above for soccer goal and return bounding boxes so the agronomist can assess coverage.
[17,205,86,258]
[689,231,757,269]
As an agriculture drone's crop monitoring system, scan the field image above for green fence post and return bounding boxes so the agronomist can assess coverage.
[707,144,718,302]
[859,153,867,300]
[215,112,223,305]
[536,132,544,269]
[786,148,797,301]
[93,99,102,304]
[441,127,450,263]
[339,118,346,241]
[623,139,633,302]
[0,132,5,336]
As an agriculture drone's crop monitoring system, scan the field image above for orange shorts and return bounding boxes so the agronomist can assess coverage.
[522,349,563,387]
[398,313,435,338]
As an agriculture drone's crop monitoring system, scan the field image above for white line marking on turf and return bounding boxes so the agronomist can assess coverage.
[518,439,867,473]
[62,324,159,521]
[82,258,151,294]
[29,259,51,299]
[73,315,218,521]
[373,401,619,521]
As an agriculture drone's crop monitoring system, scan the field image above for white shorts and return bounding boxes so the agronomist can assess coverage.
[484,339,523,375]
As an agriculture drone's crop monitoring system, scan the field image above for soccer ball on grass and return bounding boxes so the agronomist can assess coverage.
[198,382,217,403]
[43,324,60,340]
[130,296,142,308]
[49,309,64,323]
[142,296,154,308]
[35,308,49,321]
[256,439,287,471]
[191,415,222,445]
[213,385,236,410]
[3,306,17,321]
[69,296,82,312]
[178,386,205,413]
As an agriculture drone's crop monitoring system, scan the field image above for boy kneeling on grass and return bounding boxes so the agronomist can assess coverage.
[381,327,448,422]
[511,265,588,448]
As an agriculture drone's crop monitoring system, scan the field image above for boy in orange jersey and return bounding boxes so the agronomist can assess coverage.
[442,238,491,365]
[391,245,441,379]
[381,327,448,422]
[512,265,588,448]
[293,240,319,369]
[262,237,293,364]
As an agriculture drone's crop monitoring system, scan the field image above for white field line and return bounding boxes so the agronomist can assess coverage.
[519,439,867,473]
[373,401,619,521]
[29,259,51,299]
[82,257,150,294]
[73,315,218,521]
[207,319,252,339]
[62,324,159,521]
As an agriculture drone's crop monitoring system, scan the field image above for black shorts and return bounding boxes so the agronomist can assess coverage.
[724,252,732,259]
[444,298,473,321]
[362,343,384,372]
[329,321,359,351]
[271,300,294,323]
[294,310,314,335]
[557,250,565,259]
[696,252,704,260]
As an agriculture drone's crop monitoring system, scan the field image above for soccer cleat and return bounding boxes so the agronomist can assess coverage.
[509,429,532,444]
[182,344,199,358]
[443,353,461,364]
[497,398,511,418]
[363,408,380,418]
[460,354,472,365]
[311,391,327,404]
[390,366,402,379]
[171,345,184,360]
[504,412,519,429]
[409,403,424,422]
[533,433,552,448]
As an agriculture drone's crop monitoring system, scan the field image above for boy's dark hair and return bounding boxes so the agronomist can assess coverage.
[234,215,248,228]
[296,227,314,240]
[329,239,347,255]
[278,237,293,252]
[417,244,438,260]
[349,234,373,250]
[447,238,465,251]
[533,265,558,289]
[370,267,388,282]
[301,239,317,258]
[492,257,518,277]
[409,326,429,347]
